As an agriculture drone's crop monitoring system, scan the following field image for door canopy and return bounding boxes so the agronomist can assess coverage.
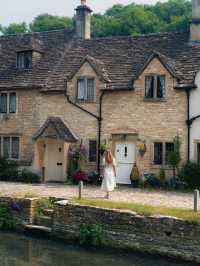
[33,117,78,142]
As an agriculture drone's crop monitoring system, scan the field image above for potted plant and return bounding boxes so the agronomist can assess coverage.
[100,143,107,156]
[130,163,140,187]
[138,141,147,157]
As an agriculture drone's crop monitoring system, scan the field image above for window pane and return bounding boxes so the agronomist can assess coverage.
[77,79,85,100]
[145,76,154,98]
[89,140,97,162]
[11,137,19,159]
[154,143,163,165]
[87,79,94,100]
[165,143,174,165]
[17,52,24,68]
[17,51,32,69]
[3,137,10,159]
[0,93,7,113]
[197,144,200,164]
[24,52,32,69]
[157,75,165,98]
[9,93,16,113]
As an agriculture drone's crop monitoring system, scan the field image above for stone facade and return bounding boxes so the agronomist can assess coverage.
[0,57,187,179]
[52,201,200,264]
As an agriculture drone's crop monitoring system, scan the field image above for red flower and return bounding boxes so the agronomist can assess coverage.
[73,170,88,182]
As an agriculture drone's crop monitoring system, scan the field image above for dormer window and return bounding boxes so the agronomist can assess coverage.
[77,78,94,101]
[145,75,165,99]
[17,51,32,69]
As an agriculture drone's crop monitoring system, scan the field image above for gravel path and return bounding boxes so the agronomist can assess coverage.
[0,182,194,209]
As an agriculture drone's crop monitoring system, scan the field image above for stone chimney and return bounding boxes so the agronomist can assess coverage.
[191,0,200,42]
[75,0,92,40]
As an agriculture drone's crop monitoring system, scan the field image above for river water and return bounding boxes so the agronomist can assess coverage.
[0,232,197,266]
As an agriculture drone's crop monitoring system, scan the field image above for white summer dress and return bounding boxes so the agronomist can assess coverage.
[101,157,116,192]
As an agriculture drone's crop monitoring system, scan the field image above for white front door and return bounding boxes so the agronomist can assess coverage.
[115,142,135,184]
[44,139,65,182]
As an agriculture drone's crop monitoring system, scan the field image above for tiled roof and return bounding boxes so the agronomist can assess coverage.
[0,29,199,91]
[33,117,78,142]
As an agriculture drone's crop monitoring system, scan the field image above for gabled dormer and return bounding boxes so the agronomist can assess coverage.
[67,55,110,103]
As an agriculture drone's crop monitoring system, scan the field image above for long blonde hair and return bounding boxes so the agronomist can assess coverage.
[105,150,113,164]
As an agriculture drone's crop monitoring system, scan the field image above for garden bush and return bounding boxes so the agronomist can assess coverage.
[0,204,16,230]
[0,157,41,183]
[179,162,200,189]
[80,224,104,246]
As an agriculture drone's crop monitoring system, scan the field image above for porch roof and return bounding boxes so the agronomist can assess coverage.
[33,117,78,142]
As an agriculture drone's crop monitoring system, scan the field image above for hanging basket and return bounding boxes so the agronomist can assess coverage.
[138,142,147,157]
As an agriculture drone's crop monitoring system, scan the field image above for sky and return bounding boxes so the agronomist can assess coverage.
[0,0,165,26]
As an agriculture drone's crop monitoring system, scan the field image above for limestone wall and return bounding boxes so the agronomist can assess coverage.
[52,201,200,264]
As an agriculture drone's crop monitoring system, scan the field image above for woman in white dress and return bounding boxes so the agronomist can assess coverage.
[101,150,117,199]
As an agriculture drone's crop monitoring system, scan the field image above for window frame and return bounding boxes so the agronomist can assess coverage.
[16,50,33,70]
[0,135,20,160]
[153,141,174,166]
[0,92,16,114]
[76,77,95,102]
[145,74,166,100]
[88,139,97,163]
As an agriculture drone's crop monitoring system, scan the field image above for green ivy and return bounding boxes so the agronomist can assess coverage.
[80,224,104,246]
[0,204,16,230]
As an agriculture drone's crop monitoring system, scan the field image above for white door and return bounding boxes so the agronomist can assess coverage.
[115,142,135,184]
[44,139,65,182]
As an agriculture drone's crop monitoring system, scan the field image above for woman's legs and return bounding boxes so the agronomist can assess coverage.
[106,191,110,199]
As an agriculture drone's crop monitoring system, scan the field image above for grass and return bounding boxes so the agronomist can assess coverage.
[70,197,200,223]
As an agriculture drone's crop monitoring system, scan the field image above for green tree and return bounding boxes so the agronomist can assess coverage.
[29,14,74,32]
[0,22,28,35]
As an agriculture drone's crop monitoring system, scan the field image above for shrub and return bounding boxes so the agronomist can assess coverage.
[0,158,41,183]
[159,167,166,184]
[144,173,161,188]
[80,224,104,246]
[19,169,41,183]
[88,171,102,185]
[180,162,200,189]
[0,204,16,230]
[0,158,18,181]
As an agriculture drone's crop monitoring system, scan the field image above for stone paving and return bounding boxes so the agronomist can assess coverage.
[0,182,194,209]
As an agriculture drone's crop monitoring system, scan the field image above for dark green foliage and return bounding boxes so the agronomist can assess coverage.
[0,23,28,35]
[80,224,104,246]
[29,14,74,32]
[180,162,200,189]
[0,204,16,230]
[19,169,41,183]
[169,135,182,178]
[0,157,41,183]
[0,0,192,36]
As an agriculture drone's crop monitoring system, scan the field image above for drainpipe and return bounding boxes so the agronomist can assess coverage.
[64,80,105,174]
[186,89,191,162]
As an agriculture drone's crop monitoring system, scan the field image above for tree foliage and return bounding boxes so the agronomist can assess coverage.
[0,0,192,36]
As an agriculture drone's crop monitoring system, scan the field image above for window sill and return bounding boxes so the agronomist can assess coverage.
[151,164,173,170]
[76,100,96,104]
[143,97,167,102]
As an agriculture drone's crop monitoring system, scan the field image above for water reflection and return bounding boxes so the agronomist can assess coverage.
[0,232,197,266]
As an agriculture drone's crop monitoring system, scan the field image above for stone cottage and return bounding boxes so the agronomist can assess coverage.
[1,0,200,184]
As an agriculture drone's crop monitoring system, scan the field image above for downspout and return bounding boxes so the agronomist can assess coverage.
[64,80,105,174]
[97,90,105,173]
[186,89,191,162]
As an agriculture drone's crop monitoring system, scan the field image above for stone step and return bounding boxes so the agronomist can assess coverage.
[43,209,54,217]
[25,225,52,235]
[36,215,52,228]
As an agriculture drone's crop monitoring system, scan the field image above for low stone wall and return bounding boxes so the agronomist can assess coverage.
[52,200,200,264]
[0,197,38,225]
